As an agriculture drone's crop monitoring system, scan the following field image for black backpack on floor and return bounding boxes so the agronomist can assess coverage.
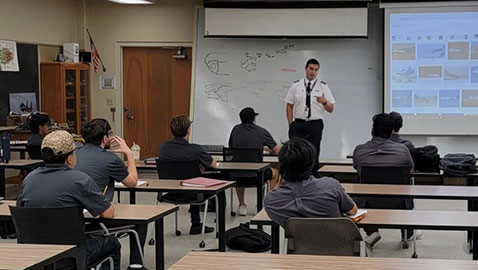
[410,145,440,172]
[439,153,477,176]
[226,222,271,252]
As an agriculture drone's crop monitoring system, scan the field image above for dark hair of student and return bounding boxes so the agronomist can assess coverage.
[41,148,74,164]
[389,111,403,132]
[170,115,192,138]
[279,138,317,182]
[29,113,50,134]
[81,118,111,145]
[305,58,320,68]
[372,113,394,139]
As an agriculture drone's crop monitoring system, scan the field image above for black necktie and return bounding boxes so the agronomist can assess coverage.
[306,82,311,118]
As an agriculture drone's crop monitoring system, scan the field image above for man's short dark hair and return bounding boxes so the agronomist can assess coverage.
[305,58,320,68]
[279,138,316,182]
[389,111,403,132]
[170,115,191,138]
[81,118,111,145]
[29,113,50,134]
[41,148,73,164]
[372,113,394,139]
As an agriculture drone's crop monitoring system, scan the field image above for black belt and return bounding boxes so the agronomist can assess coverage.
[294,119,323,123]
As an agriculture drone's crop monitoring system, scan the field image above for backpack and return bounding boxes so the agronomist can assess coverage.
[439,153,477,176]
[226,222,271,252]
[0,220,16,239]
[410,145,440,172]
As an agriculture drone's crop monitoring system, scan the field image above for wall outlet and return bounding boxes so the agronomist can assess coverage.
[106,98,113,106]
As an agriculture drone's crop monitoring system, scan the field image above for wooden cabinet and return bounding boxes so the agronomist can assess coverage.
[40,63,91,134]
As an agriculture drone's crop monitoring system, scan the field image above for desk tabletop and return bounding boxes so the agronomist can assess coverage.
[0,159,43,169]
[319,165,357,174]
[342,183,478,199]
[0,201,178,224]
[216,162,270,171]
[116,179,235,193]
[170,252,478,270]
[0,243,75,270]
[134,160,156,170]
[251,209,478,230]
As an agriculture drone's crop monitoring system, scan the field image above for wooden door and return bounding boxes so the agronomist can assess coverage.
[123,47,192,159]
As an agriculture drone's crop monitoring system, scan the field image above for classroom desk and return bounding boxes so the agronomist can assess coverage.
[251,209,478,259]
[169,252,478,270]
[214,162,271,212]
[0,201,178,270]
[115,179,235,252]
[0,160,44,198]
[0,243,77,270]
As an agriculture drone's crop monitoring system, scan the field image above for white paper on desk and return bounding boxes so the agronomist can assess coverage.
[348,209,367,219]
[114,180,148,188]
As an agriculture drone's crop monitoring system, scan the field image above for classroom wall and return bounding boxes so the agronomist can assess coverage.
[0,0,79,45]
[85,0,201,134]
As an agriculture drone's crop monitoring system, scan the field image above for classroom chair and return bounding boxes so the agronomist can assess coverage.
[284,217,366,256]
[9,205,115,270]
[154,159,218,248]
[222,147,270,216]
[26,144,42,159]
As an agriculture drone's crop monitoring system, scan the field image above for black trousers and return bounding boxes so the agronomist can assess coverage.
[289,119,324,169]
[130,224,147,265]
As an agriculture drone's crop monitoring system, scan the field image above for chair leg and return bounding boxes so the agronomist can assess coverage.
[200,200,209,248]
[175,211,181,236]
[126,229,145,264]
[230,188,236,216]
[412,231,418,258]
[215,196,219,237]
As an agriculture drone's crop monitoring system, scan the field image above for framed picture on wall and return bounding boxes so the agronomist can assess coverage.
[9,92,37,114]
[100,75,116,90]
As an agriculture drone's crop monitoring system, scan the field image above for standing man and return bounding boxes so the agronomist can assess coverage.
[285,58,335,166]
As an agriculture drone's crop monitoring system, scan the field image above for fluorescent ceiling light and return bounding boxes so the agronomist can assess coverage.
[107,0,155,4]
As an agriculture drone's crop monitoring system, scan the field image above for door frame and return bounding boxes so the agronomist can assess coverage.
[115,42,193,137]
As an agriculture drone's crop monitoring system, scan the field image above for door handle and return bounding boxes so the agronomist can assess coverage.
[124,107,136,120]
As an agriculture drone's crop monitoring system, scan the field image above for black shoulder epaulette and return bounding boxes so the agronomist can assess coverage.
[293,79,300,83]
[320,81,327,85]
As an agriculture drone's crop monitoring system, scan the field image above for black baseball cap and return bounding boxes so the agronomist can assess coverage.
[239,107,259,123]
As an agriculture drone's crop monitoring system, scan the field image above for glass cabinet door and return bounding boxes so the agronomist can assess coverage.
[80,69,89,129]
[65,68,77,130]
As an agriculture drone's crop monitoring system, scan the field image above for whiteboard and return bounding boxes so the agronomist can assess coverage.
[192,7,384,159]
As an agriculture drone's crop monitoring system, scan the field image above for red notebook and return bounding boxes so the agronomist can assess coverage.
[180,177,227,187]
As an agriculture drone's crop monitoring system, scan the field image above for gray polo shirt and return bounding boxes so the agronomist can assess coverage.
[391,133,415,151]
[75,144,129,201]
[228,123,277,150]
[353,137,414,174]
[17,164,111,217]
[27,133,44,147]
[264,176,356,227]
[158,137,213,169]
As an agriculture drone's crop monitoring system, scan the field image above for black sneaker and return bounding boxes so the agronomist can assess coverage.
[189,223,214,235]
[127,265,148,270]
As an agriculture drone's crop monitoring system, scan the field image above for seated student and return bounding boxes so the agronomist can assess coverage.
[389,111,415,150]
[353,113,418,247]
[27,112,51,147]
[264,138,357,227]
[228,107,281,216]
[75,119,144,270]
[158,115,220,235]
[17,130,121,270]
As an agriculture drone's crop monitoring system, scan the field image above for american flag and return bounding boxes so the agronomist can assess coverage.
[87,29,106,73]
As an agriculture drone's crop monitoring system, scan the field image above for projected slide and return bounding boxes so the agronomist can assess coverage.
[390,12,478,115]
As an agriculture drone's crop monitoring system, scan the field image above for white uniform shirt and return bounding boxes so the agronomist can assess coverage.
[285,78,336,120]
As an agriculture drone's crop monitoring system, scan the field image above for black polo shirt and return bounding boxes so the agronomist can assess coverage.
[158,137,213,168]
[228,123,277,150]
[17,164,111,217]
[75,144,129,201]
[27,133,44,147]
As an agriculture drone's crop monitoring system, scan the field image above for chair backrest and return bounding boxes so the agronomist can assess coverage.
[9,205,86,269]
[222,147,263,163]
[359,166,411,185]
[284,217,363,256]
[26,144,42,159]
[156,159,202,179]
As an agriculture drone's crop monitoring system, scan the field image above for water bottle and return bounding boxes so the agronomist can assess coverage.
[1,132,11,163]
[131,142,140,160]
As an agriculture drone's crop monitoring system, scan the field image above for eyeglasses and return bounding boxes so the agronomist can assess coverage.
[106,131,114,137]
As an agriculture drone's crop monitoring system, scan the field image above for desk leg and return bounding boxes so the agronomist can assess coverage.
[130,191,137,204]
[474,230,478,260]
[256,169,265,212]
[0,167,5,198]
[469,200,477,254]
[218,191,226,252]
[155,219,164,270]
[271,224,280,254]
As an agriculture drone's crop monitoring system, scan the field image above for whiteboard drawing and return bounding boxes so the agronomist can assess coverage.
[205,83,233,102]
[204,52,229,76]
[240,55,257,72]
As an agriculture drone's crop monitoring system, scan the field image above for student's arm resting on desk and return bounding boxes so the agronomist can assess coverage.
[81,178,116,218]
[100,204,114,219]
[110,136,138,187]
[335,180,357,215]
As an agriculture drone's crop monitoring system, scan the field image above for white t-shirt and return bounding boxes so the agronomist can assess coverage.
[284,78,336,120]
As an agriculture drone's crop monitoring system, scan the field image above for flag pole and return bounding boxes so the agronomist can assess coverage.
[86,29,107,72]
